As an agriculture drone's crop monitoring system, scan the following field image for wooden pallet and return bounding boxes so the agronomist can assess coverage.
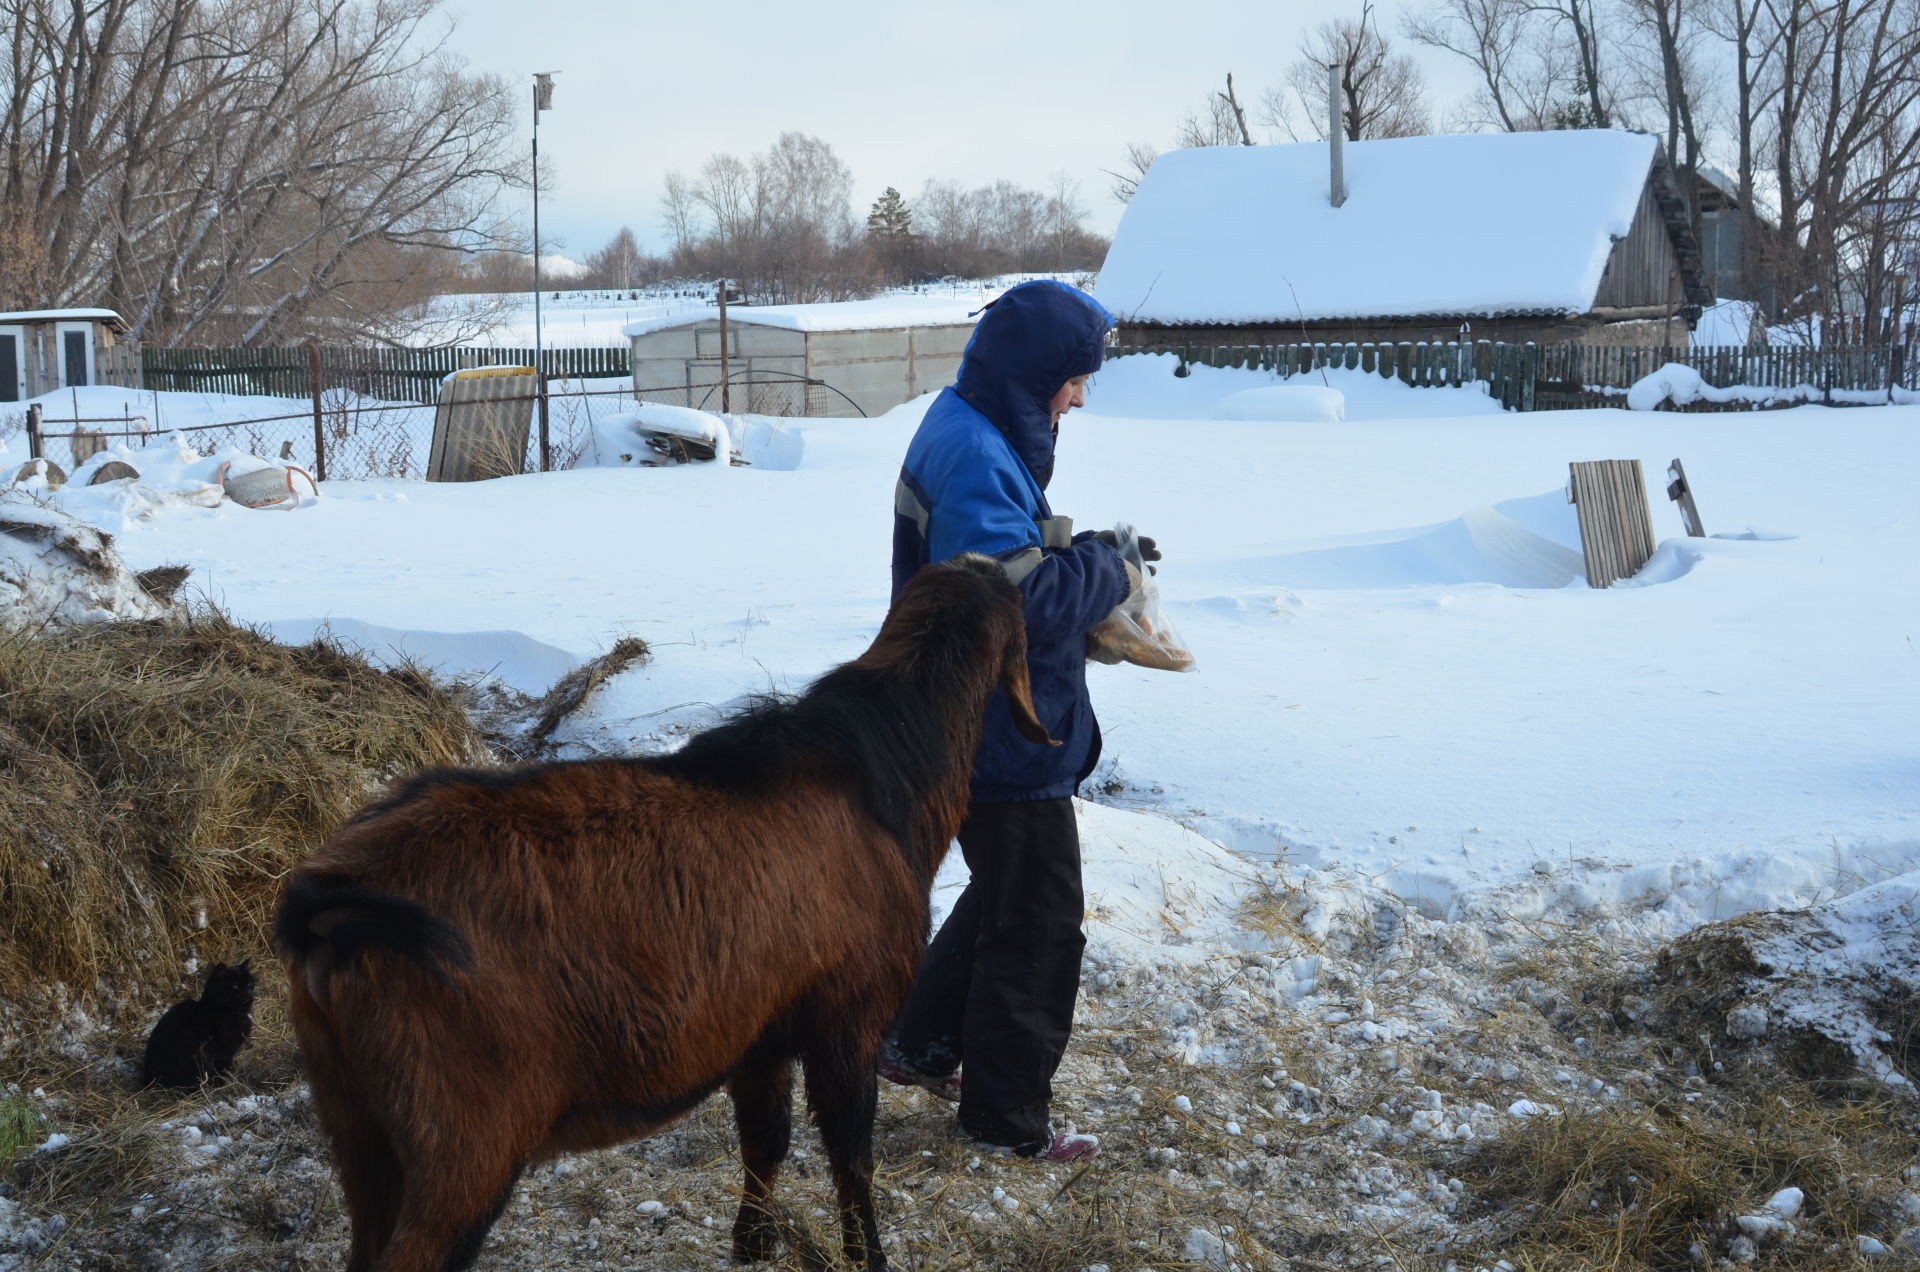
[1568,459,1658,588]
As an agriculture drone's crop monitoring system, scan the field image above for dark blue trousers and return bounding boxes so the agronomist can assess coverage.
[888,797,1086,1150]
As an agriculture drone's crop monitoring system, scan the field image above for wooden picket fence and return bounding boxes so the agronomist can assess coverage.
[137,338,1916,413]
[142,345,632,404]
[1110,339,1917,411]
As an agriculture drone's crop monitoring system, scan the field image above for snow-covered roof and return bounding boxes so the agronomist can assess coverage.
[624,295,981,339]
[1095,130,1662,325]
[0,308,128,327]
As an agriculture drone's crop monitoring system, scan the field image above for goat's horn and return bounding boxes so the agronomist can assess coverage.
[1003,641,1058,747]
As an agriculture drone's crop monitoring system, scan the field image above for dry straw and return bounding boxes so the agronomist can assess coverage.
[0,609,481,1071]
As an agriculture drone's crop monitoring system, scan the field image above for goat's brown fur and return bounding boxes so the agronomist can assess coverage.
[276,556,1051,1272]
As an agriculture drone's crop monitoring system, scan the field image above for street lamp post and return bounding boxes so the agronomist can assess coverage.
[532,71,556,470]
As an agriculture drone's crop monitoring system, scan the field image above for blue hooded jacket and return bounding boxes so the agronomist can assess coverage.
[891,280,1130,801]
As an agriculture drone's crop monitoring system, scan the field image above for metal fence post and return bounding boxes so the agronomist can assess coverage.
[717,281,731,414]
[307,344,327,482]
[538,371,551,472]
[26,403,42,460]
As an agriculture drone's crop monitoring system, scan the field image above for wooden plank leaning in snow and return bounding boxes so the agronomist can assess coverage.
[1667,458,1706,537]
[273,554,1055,1272]
[1568,460,1658,588]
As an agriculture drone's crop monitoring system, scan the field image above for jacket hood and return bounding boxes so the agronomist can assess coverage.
[954,280,1113,487]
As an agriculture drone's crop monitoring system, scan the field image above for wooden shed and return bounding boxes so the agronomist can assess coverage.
[1095,130,1713,348]
[0,309,140,402]
[624,297,980,418]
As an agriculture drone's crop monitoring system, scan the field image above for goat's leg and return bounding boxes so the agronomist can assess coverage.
[728,1050,794,1264]
[296,1026,404,1272]
[803,1040,886,1271]
[321,1096,404,1272]
[372,1155,523,1272]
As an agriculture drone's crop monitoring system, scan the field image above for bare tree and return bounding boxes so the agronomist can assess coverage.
[1,0,524,345]
[1404,0,1598,130]
[1702,0,1785,232]
[1270,2,1433,140]
[1617,0,1710,230]
[1110,75,1261,206]
[1535,0,1613,127]
[1176,88,1252,148]
[1103,141,1161,204]
[1044,172,1099,271]
[1773,0,1920,330]
[665,133,866,303]
[913,177,1107,277]
[659,171,699,256]
[586,228,655,290]
[693,153,759,251]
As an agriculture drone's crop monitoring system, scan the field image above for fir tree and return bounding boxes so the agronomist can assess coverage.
[866,187,913,241]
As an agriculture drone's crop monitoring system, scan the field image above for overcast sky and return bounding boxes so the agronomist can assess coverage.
[443,0,1483,263]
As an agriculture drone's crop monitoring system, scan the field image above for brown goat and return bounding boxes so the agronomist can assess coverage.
[274,555,1054,1272]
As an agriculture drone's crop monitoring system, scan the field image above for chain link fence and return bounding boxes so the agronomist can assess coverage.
[5,376,819,482]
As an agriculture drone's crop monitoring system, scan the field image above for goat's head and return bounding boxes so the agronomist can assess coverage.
[886,554,1057,747]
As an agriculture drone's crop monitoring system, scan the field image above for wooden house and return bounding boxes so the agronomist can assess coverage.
[1095,130,1714,349]
[0,309,140,402]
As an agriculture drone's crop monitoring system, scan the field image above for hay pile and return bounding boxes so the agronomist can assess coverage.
[0,611,482,1070]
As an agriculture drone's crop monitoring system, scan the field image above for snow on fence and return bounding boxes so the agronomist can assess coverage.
[1109,339,1919,411]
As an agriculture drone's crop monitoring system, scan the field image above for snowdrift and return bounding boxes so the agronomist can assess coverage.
[1255,491,1587,589]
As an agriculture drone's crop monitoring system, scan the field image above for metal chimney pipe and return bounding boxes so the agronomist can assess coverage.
[1328,62,1347,208]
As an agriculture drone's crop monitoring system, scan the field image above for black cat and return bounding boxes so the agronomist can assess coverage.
[140,961,255,1089]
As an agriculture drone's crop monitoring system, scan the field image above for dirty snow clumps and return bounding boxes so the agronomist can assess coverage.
[0,486,185,630]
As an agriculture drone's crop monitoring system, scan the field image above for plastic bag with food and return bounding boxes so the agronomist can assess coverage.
[1087,523,1194,672]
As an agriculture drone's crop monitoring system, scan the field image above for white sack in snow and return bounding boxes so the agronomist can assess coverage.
[52,438,277,528]
[1213,385,1346,422]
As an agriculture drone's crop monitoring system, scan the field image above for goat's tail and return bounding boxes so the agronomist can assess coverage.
[274,874,475,999]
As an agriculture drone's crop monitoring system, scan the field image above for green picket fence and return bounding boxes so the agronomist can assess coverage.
[1110,339,1917,411]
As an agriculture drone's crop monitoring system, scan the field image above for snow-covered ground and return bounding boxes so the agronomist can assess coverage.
[7,349,1920,1268]
[11,355,1915,935]
[412,275,1089,348]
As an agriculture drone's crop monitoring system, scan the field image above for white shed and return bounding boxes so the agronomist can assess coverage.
[623,297,981,418]
[0,308,139,403]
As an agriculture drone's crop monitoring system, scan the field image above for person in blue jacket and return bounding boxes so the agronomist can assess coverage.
[880,279,1157,1163]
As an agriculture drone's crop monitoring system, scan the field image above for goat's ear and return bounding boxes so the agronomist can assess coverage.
[1002,625,1059,747]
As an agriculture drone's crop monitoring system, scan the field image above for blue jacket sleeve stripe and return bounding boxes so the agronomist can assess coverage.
[1014,541,1130,646]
